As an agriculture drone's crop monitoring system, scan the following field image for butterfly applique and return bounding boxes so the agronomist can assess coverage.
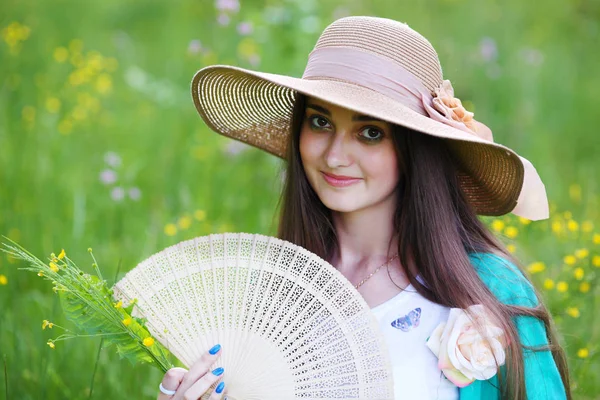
[391,307,421,332]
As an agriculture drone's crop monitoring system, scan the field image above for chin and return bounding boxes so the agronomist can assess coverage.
[317,192,364,213]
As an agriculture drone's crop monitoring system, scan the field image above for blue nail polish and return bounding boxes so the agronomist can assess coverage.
[209,344,221,355]
[215,382,225,394]
[212,367,224,376]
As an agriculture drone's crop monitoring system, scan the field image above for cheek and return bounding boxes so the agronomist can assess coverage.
[299,127,322,166]
[365,147,400,186]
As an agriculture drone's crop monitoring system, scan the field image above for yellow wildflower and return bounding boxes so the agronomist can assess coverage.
[567,220,579,232]
[581,221,593,233]
[577,348,589,358]
[164,223,177,236]
[566,307,580,318]
[42,320,54,330]
[506,244,516,254]
[543,279,555,290]
[22,106,35,123]
[45,97,61,113]
[122,317,132,327]
[0,274,7,285]
[569,184,582,202]
[143,337,155,347]
[551,221,563,234]
[564,255,576,266]
[237,37,258,58]
[58,249,66,260]
[114,300,123,308]
[504,226,518,239]
[47,340,55,349]
[575,249,589,259]
[574,267,584,280]
[49,262,59,272]
[194,210,206,221]
[68,70,85,86]
[518,217,531,225]
[579,282,591,293]
[53,47,68,63]
[491,220,505,232]
[72,105,88,121]
[527,262,546,274]
[37,271,44,277]
[96,73,112,94]
[58,119,73,135]
[178,216,192,230]
[556,281,568,293]
[593,256,600,267]
[594,234,600,245]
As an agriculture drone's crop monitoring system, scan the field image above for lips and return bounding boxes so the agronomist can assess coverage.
[321,171,362,187]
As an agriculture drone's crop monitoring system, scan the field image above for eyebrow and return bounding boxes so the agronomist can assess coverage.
[306,104,383,122]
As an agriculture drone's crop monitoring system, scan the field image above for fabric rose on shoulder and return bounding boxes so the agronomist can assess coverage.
[425,304,507,387]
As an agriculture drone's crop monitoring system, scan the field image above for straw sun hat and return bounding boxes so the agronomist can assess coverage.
[191,16,549,221]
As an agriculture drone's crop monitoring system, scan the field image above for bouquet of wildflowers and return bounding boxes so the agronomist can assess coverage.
[2,238,175,373]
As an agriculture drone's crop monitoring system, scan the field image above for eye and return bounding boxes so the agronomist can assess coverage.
[308,115,331,130]
[360,127,384,142]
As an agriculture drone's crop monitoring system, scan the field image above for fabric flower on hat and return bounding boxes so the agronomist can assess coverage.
[425,304,507,387]
[431,80,479,131]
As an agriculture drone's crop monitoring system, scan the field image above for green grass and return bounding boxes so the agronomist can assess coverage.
[1,0,599,398]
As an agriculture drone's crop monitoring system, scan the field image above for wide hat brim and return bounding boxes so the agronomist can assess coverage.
[191,64,531,218]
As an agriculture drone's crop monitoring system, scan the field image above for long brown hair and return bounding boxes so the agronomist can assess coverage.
[275,92,571,399]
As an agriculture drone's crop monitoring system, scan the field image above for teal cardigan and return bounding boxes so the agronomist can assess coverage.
[459,253,567,399]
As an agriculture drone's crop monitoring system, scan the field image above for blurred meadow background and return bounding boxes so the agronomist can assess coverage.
[1,0,599,398]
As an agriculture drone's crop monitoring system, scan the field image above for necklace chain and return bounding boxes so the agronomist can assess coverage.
[354,254,398,289]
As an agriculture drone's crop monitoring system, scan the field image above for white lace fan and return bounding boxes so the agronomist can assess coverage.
[112,233,394,400]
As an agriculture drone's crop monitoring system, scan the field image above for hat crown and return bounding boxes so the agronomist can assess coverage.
[312,16,443,92]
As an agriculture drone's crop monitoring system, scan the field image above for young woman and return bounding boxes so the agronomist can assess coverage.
[156,16,570,400]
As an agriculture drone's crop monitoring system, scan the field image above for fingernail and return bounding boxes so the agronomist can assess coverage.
[215,381,225,394]
[212,367,224,376]
[209,344,221,355]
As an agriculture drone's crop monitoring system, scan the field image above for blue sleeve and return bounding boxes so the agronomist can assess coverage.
[459,252,567,400]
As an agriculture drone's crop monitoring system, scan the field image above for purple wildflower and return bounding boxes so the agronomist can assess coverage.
[479,37,498,63]
[110,186,125,201]
[104,151,122,168]
[188,40,203,55]
[217,13,230,26]
[237,22,253,36]
[129,187,142,201]
[99,169,117,185]
[215,0,239,13]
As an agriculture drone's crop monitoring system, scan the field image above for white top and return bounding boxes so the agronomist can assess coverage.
[370,284,459,400]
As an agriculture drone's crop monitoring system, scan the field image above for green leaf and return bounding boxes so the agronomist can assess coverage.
[58,276,173,371]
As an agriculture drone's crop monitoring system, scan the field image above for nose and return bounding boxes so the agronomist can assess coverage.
[324,130,353,169]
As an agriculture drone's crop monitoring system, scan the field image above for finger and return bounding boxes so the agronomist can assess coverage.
[157,367,187,400]
[173,344,222,400]
[208,381,226,400]
[182,368,224,400]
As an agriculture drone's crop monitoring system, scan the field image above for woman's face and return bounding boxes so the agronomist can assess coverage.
[299,96,401,213]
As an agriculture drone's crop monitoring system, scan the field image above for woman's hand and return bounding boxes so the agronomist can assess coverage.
[157,344,226,400]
